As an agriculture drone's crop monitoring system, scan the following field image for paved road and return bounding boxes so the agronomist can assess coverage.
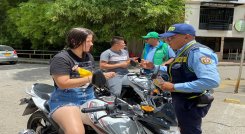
[0,63,52,134]
[0,63,245,134]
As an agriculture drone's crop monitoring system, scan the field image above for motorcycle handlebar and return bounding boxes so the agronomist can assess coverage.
[82,105,107,113]
[81,103,130,113]
[81,104,115,113]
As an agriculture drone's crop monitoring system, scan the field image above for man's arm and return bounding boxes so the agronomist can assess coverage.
[140,60,167,72]
[162,46,176,66]
[162,58,174,66]
[100,60,129,70]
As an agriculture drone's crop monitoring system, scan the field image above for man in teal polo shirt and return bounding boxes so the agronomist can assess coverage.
[142,31,175,66]
[141,31,175,75]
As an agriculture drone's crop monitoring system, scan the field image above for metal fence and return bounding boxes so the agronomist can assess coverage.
[16,50,101,60]
[16,50,60,59]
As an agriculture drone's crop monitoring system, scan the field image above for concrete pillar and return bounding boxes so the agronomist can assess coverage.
[219,37,225,60]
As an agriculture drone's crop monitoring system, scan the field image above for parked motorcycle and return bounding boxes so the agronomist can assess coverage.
[19,83,60,134]
[117,62,169,106]
[119,70,156,103]
[19,70,179,134]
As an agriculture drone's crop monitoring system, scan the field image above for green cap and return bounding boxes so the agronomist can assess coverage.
[142,31,159,39]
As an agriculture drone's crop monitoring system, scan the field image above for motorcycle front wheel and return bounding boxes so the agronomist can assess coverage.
[27,111,59,134]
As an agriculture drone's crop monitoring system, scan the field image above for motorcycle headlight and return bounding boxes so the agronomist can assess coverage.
[141,105,154,112]
[160,126,180,134]
[151,89,160,95]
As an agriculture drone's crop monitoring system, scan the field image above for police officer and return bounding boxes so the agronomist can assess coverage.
[141,23,220,134]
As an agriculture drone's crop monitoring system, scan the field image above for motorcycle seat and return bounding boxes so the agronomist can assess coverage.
[33,83,54,100]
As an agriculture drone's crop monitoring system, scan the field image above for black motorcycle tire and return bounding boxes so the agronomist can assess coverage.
[27,111,59,134]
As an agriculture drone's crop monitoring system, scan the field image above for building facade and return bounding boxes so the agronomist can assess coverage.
[185,0,245,60]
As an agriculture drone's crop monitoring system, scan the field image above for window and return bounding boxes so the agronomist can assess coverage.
[199,2,234,30]
[0,45,14,51]
[195,37,221,52]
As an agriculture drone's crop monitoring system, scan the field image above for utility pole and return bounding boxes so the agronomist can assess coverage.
[234,37,245,93]
[234,18,245,93]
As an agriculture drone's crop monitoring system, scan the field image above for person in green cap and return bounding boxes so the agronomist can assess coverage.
[141,31,175,74]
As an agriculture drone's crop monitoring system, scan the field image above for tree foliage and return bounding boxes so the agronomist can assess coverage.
[2,0,185,49]
[0,0,28,48]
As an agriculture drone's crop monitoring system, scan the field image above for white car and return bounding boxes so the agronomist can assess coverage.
[0,45,18,64]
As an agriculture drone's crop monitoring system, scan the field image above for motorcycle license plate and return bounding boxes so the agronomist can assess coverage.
[4,53,11,56]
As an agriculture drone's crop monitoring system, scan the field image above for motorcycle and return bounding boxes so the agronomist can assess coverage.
[19,69,179,134]
[82,70,179,134]
[118,60,169,105]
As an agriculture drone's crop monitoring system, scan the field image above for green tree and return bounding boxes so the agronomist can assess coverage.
[6,0,185,49]
[0,0,10,45]
[0,0,29,48]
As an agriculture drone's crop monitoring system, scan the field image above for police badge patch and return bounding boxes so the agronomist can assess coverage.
[200,56,212,64]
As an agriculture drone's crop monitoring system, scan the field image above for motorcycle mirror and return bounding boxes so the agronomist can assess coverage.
[151,65,160,79]
[92,69,106,88]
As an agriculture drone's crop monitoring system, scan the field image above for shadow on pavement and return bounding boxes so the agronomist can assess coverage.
[13,67,51,82]
[0,63,48,70]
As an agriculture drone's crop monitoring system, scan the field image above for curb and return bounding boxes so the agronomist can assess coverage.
[18,58,49,64]
[224,98,241,104]
[218,63,245,66]
[18,58,245,66]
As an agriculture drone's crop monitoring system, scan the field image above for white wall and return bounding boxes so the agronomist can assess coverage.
[185,2,245,38]
[187,0,245,3]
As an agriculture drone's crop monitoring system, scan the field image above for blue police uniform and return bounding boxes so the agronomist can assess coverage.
[158,40,220,134]
[169,40,220,92]
[158,23,220,134]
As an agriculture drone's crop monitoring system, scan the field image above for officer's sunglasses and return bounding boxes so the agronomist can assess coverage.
[166,35,178,42]
[167,34,189,42]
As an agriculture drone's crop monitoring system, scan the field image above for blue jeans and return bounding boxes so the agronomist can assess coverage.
[107,75,124,97]
[48,86,95,116]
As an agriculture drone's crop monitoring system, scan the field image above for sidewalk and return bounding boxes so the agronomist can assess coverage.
[18,58,50,64]
[18,58,245,66]
[203,80,245,134]
[218,60,245,66]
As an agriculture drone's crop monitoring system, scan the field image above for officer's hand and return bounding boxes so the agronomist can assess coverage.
[140,60,154,69]
[103,72,116,79]
[161,82,175,92]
